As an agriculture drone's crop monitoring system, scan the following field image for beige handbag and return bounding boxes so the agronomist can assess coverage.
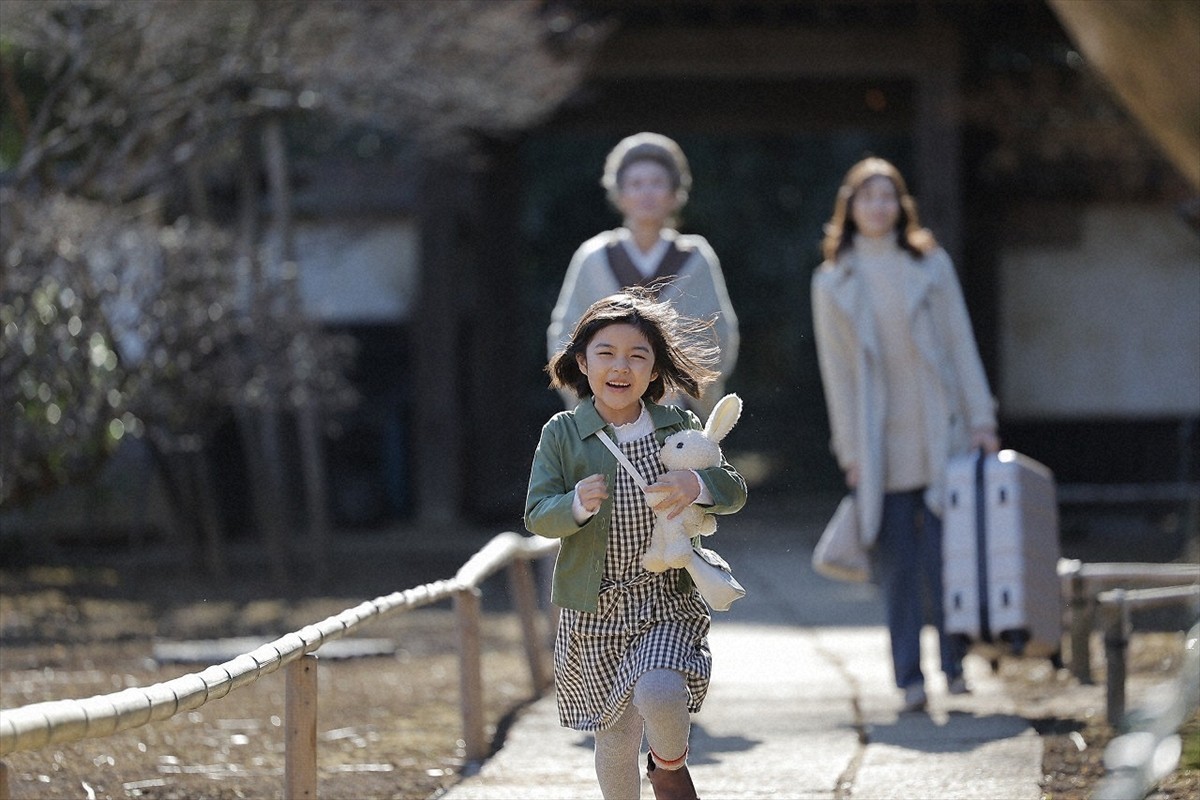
[686,544,746,611]
[812,495,870,583]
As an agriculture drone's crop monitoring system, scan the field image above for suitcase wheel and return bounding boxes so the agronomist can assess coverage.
[1000,629,1030,656]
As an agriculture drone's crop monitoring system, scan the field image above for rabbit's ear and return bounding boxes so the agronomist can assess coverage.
[704,394,742,442]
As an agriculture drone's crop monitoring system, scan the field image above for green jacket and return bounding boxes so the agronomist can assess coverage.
[524,398,748,612]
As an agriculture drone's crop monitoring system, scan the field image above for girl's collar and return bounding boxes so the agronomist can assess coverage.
[575,397,688,440]
[611,403,653,443]
[611,401,647,430]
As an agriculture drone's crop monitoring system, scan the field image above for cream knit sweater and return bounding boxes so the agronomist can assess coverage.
[855,235,931,492]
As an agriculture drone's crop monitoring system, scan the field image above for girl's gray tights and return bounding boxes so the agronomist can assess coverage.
[594,668,690,800]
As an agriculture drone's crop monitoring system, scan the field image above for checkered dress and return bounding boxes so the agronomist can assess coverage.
[554,430,712,732]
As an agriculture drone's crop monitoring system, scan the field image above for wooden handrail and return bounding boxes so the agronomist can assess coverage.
[451,531,559,760]
[1058,559,1200,683]
[1058,560,1200,585]
[1098,586,1200,726]
[1,577,459,755]
[0,531,560,798]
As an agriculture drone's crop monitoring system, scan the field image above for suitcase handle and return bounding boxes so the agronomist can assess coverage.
[974,450,994,643]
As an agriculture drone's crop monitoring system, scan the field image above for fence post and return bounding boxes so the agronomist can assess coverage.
[1,760,9,800]
[285,654,319,799]
[1103,590,1130,727]
[508,559,549,693]
[537,551,558,647]
[1068,568,1094,684]
[456,587,487,761]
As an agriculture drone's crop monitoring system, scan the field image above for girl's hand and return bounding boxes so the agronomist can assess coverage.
[971,429,1001,454]
[575,474,608,514]
[645,470,700,520]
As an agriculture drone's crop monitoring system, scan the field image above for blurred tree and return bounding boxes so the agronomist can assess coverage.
[1048,0,1200,190]
[0,0,604,575]
[1,0,601,196]
[0,191,272,572]
[1,194,151,510]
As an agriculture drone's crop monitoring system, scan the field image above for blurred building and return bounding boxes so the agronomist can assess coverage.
[483,0,1198,534]
[8,0,1197,554]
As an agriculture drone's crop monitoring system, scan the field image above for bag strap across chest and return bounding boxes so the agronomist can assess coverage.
[605,238,692,294]
[595,430,650,493]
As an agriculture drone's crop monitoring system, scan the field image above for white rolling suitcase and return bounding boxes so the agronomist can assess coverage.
[942,449,1062,662]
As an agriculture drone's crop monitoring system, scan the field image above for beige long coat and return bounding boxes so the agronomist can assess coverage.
[811,246,996,546]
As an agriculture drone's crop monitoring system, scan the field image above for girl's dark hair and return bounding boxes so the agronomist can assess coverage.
[820,156,937,262]
[547,289,719,402]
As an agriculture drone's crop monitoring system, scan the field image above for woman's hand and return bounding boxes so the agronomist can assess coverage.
[575,474,608,514]
[971,429,1001,454]
[645,470,701,520]
[844,464,860,489]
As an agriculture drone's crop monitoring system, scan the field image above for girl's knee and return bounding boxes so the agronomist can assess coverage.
[633,669,688,715]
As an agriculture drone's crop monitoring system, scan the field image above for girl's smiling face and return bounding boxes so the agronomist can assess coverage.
[577,323,658,426]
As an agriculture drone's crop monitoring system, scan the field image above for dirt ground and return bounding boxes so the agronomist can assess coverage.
[0,552,538,800]
[1,549,1197,800]
[990,631,1199,800]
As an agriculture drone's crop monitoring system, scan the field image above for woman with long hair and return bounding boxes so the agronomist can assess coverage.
[812,157,1000,712]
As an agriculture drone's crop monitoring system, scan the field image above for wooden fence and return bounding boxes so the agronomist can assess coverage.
[1093,621,1200,800]
[3,537,1195,798]
[1097,585,1200,725]
[0,531,558,800]
[1058,559,1200,685]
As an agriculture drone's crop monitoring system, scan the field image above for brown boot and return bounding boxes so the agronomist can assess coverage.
[646,751,699,800]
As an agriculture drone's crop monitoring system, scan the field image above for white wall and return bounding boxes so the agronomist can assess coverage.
[999,204,1200,419]
[293,219,420,324]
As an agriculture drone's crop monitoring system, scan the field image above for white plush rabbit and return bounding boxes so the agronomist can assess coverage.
[643,394,743,572]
